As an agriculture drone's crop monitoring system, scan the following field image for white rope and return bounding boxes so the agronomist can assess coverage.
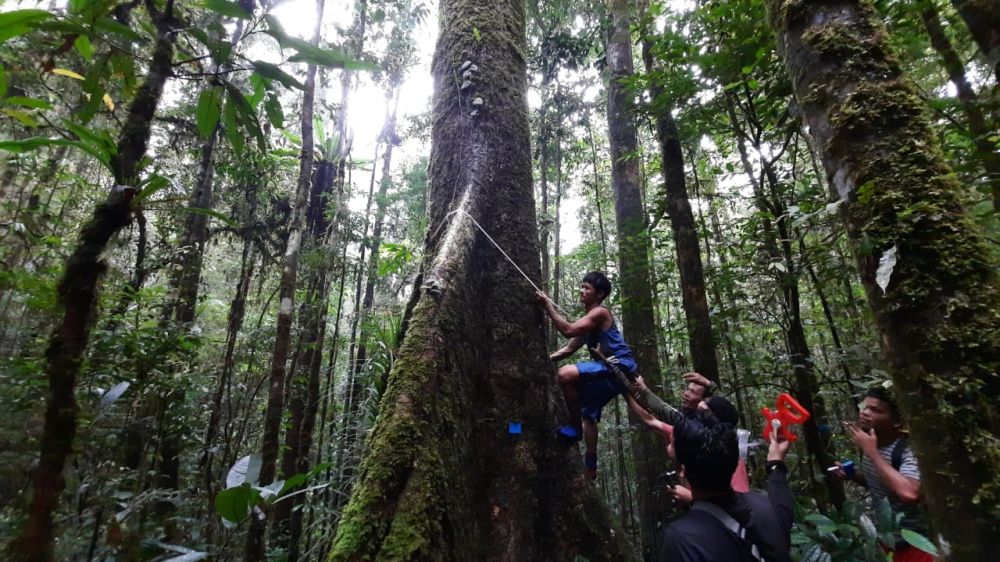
[448,208,569,316]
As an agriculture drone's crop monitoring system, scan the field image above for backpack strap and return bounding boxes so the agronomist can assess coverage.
[891,437,909,471]
[692,501,763,562]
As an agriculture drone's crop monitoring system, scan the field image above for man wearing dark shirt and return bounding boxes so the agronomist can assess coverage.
[660,411,794,562]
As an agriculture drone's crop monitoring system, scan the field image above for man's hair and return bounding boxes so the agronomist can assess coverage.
[674,411,738,494]
[864,386,901,422]
[705,396,739,426]
[582,271,612,300]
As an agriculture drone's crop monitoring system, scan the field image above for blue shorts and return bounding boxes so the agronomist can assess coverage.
[575,360,635,423]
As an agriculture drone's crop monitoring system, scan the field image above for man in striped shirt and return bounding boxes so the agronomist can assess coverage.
[831,387,933,562]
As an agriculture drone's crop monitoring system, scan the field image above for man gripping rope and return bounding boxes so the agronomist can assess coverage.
[537,271,636,479]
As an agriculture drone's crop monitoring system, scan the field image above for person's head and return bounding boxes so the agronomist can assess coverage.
[682,377,709,411]
[858,386,903,434]
[674,411,738,496]
[702,396,739,426]
[580,272,612,305]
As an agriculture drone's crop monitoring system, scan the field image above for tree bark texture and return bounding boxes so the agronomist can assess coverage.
[274,158,340,557]
[606,0,668,557]
[766,1,1000,558]
[13,8,177,560]
[951,0,1000,83]
[328,0,637,559]
[247,1,324,558]
[640,33,720,385]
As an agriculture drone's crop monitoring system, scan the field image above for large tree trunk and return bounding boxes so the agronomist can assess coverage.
[12,6,177,559]
[918,3,1000,211]
[328,0,636,559]
[766,1,1000,558]
[639,28,720,385]
[246,1,324,558]
[606,0,668,557]
[950,0,1000,84]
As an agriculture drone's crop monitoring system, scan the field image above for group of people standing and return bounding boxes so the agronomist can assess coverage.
[535,272,932,562]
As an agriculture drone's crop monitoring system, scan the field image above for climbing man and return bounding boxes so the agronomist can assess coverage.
[536,271,636,478]
[829,387,934,562]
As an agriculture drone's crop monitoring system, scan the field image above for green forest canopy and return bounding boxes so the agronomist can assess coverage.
[0,0,997,560]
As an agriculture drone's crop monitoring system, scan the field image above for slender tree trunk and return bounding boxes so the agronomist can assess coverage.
[12,7,177,559]
[950,0,1000,84]
[553,117,562,308]
[606,0,667,557]
[640,28,720,385]
[328,0,637,558]
[246,1,324,558]
[725,92,845,509]
[274,158,340,557]
[585,111,611,266]
[919,3,1000,210]
[766,1,1000,557]
[202,238,256,544]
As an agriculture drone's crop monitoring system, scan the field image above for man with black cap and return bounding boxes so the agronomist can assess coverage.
[659,411,795,562]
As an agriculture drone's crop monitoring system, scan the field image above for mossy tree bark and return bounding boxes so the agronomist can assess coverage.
[12,3,178,559]
[328,0,637,559]
[766,1,1000,558]
[606,0,669,557]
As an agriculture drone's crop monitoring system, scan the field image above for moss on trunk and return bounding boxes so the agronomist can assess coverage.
[766,1,1000,559]
[328,0,637,560]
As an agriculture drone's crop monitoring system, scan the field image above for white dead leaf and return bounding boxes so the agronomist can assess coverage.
[875,244,898,294]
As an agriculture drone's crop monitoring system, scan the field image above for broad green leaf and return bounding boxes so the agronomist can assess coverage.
[2,108,38,127]
[0,137,75,153]
[93,18,144,42]
[804,513,835,527]
[187,28,233,64]
[0,10,52,43]
[52,68,86,80]
[251,60,304,90]
[134,174,173,204]
[0,65,7,98]
[74,35,94,60]
[225,85,265,149]
[279,472,308,494]
[263,16,377,71]
[214,483,259,523]
[196,86,223,139]
[5,96,52,110]
[200,0,252,19]
[186,207,239,229]
[222,97,244,155]
[247,74,267,108]
[263,93,283,129]
[900,529,938,556]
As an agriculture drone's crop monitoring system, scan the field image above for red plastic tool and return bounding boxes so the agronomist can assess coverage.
[761,393,811,442]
